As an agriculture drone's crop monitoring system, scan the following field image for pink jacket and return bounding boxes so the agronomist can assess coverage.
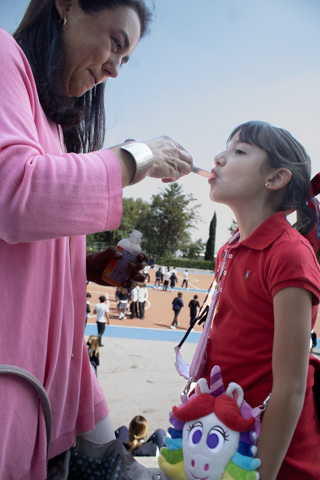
[0,28,123,479]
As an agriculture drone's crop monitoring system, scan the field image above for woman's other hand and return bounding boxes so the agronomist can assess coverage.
[86,248,146,287]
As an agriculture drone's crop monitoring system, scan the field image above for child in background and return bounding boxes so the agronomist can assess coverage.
[115,415,166,457]
[85,292,91,325]
[188,294,200,327]
[171,292,184,329]
[181,269,188,289]
[93,295,110,347]
[86,336,100,376]
[202,121,320,479]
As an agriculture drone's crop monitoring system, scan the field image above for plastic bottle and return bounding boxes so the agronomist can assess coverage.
[101,230,143,287]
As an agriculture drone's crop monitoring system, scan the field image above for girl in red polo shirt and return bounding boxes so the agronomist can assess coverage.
[204,121,320,480]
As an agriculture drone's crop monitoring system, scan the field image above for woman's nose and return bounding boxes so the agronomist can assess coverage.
[102,55,121,79]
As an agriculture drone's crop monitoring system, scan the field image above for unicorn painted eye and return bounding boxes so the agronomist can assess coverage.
[207,426,228,453]
[188,424,203,447]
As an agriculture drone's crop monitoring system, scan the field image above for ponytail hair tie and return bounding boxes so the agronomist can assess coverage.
[306,173,320,256]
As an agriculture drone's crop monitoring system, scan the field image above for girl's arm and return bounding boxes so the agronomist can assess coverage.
[257,287,311,480]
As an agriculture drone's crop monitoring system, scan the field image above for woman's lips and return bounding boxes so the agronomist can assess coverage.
[88,69,97,86]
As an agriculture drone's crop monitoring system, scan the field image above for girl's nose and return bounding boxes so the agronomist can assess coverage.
[214,152,225,166]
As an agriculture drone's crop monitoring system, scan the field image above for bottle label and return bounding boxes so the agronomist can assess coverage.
[102,246,138,285]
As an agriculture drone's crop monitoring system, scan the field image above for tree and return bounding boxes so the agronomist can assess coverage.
[181,238,205,259]
[228,219,238,235]
[137,183,201,256]
[204,212,217,261]
[86,197,149,248]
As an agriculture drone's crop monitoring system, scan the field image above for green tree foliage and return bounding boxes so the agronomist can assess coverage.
[181,238,205,259]
[137,183,201,256]
[228,219,238,235]
[204,211,217,261]
[86,197,149,247]
[86,184,201,256]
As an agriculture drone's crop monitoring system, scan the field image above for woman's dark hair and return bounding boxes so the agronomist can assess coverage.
[14,0,153,153]
[228,121,316,237]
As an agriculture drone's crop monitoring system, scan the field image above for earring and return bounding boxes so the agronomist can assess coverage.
[265,182,269,187]
[59,17,67,27]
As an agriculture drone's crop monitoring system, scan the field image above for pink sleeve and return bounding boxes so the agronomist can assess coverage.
[0,29,122,243]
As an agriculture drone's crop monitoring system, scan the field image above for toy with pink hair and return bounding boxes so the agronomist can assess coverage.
[159,366,262,480]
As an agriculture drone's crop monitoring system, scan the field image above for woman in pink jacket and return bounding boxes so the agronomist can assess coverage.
[0,1,193,478]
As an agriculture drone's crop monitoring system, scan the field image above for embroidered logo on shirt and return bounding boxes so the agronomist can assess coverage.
[244,270,251,282]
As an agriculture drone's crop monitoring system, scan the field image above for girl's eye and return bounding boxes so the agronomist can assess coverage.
[235,149,245,155]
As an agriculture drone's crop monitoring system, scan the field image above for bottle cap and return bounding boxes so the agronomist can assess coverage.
[130,230,143,242]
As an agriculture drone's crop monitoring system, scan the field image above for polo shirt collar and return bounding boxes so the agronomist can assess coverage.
[233,212,292,251]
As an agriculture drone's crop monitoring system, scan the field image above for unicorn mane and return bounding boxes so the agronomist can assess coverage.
[159,366,261,480]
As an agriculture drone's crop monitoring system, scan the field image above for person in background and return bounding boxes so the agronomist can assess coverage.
[118,287,131,319]
[0,0,193,477]
[160,265,166,284]
[138,282,148,319]
[169,267,177,289]
[115,415,166,457]
[162,268,170,291]
[202,121,320,479]
[87,335,100,376]
[171,292,184,329]
[181,269,189,289]
[154,267,162,288]
[130,283,139,319]
[188,294,200,328]
[94,295,110,346]
[143,265,150,282]
[85,292,92,325]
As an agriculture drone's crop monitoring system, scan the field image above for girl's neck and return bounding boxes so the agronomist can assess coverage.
[233,205,276,242]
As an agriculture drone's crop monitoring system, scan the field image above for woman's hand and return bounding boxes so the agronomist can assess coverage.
[110,136,193,187]
[144,136,193,182]
[86,247,146,287]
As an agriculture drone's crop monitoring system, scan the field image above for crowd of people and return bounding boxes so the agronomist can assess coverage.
[87,267,202,334]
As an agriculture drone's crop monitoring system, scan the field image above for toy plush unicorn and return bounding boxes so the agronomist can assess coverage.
[159,366,262,480]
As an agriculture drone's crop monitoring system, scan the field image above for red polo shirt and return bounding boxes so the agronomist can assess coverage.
[204,212,320,479]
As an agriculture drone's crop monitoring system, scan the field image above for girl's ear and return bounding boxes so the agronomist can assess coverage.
[265,168,292,191]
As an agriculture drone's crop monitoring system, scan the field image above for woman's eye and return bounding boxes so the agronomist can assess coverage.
[113,38,122,50]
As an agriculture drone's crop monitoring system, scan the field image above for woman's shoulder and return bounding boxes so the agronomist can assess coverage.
[0,28,32,81]
[0,28,23,61]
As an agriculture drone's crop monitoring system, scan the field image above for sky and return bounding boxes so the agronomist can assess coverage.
[1,0,320,251]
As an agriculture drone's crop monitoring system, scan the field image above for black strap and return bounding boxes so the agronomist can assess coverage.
[177,305,209,348]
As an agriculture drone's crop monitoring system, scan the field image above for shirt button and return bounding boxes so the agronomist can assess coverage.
[228,254,233,259]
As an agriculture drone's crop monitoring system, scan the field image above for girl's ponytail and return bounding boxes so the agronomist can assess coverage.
[305,173,320,257]
[295,202,316,238]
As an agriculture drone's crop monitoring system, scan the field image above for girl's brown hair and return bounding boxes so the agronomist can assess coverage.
[127,415,148,452]
[87,336,99,358]
[229,121,316,236]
